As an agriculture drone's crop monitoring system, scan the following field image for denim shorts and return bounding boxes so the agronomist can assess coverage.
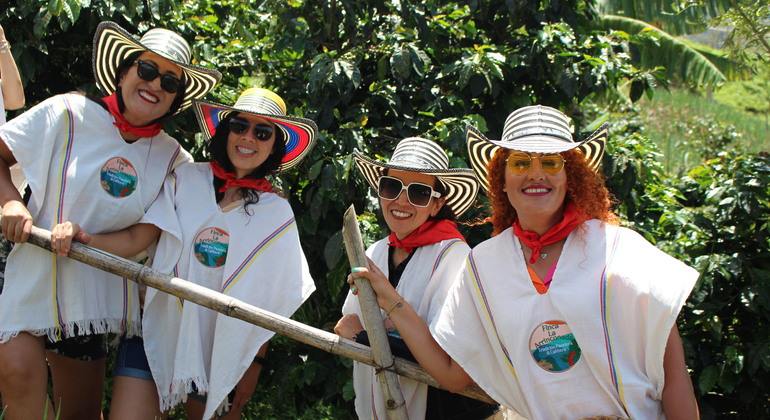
[113,335,153,381]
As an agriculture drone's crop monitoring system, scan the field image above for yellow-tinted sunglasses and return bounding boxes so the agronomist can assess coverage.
[506,152,565,176]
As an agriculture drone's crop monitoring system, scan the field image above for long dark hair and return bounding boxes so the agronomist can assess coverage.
[113,51,187,123]
[429,179,457,222]
[207,113,286,211]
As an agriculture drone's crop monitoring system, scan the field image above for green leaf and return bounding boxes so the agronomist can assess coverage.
[306,160,323,181]
[323,230,344,269]
[699,364,721,393]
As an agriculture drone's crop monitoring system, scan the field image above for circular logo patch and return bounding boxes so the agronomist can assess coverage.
[193,227,229,268]
[100,157,138,198]
[529,320,582,373]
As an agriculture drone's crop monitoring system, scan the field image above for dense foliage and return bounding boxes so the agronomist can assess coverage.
[1,0,768,418]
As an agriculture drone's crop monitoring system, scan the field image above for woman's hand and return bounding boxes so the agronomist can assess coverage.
[334,313,364,341]
[50,221,91,256]
[1,200,33,243]
[348,258,402,312]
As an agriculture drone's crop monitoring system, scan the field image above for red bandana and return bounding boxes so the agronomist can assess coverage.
[210,161,273,193]
[388,219,466,254]
[102,93,163,138]
[513,201,589,264]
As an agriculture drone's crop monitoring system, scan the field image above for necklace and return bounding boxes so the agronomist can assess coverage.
[540,252,548,259]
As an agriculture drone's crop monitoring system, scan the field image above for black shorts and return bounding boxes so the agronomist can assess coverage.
[46,333,108,361]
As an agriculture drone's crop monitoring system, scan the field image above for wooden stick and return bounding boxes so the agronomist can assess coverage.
[341,205,409,419]
[3,220,494,404]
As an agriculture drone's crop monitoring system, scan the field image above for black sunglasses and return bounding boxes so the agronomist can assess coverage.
[377,176,441,207]
[135,60,183,94]
[228,118,275,141]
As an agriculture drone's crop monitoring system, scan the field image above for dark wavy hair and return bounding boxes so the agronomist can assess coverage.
[207,113,286,211]
[381,169,457,223]
[485,148,618,235]
[113,51,186,123]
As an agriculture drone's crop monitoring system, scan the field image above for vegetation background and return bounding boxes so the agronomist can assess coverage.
[0,0,768,418]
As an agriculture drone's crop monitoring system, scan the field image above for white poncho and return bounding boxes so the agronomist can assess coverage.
[432,220,698,419]
[141,162,315,420]
[342,237,470,419]
[0,94,190,341]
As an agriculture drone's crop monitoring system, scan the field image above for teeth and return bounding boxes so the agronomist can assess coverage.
[524,188,549,194]
[392,210,411,218]
[138,90,159,103]
[236,146,256,155]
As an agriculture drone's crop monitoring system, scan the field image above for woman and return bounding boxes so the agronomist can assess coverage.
[334,137,500,419]
[353,105,700,419]
[0,21,25,295]
[0,22,24,124]
[0,21,221,420]
[52,87,318,420]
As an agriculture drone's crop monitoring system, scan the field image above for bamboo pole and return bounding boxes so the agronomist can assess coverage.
[341,205,408,419]
[1,220,494,404]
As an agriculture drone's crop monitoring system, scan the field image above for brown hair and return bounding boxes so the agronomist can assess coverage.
[485,148,618,235]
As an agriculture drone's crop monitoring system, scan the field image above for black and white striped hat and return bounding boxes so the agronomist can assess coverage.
[467,105,609,191]
[354,137,480,217]
[92,21,221,114]
[193,88,318,172]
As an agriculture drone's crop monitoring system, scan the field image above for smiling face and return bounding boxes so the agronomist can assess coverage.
[118,51,182,127]
[226,114,277,179]
[380,169,446,240]
[504,152,567,233]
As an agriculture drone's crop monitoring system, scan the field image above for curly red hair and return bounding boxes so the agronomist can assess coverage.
[485,148,618,235]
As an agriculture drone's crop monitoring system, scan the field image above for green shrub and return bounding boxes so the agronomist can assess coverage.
[606,110,770,418]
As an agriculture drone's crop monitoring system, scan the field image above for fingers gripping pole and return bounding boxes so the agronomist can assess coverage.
[342,205,409,420]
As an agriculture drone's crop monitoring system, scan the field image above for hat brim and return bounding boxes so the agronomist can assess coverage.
[193,100,319,172]
[353,149,480,217]
[92,21,222,114]
[466,123,608,192]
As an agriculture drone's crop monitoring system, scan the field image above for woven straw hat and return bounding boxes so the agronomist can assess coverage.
[92,21,222,114]
[193,88,318,172]
[354,137,480,216]
[466,105,608,191]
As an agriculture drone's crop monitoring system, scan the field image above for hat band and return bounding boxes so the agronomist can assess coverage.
[505,126,573,143]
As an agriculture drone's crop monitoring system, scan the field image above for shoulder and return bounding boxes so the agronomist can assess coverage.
[365,237,391,261]
[607,223,699,284]
[432,238,470,257]
[14,94,88,121]
[151,130,187,151]
[471,226,512,255]
[168,162,211,190]
[251,191,296,218]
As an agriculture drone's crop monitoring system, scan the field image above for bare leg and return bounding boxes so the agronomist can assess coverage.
[184,395,243,420]
[219,405,244,420]
[109,375,166,420]
[0,332,53,420]
[46,350,105,420]
[183,398,205,420]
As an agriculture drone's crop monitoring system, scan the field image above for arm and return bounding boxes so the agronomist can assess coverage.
[0,24,25,110]
[230,341,269,412]
[0,137,32,242]
[350,262,472,393]
[662,325,699,420]
[50,221,160,259]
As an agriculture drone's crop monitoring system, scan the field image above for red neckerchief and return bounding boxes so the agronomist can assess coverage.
[102,93,163,138]
[388,219,466,254]
[513,201,588,264]
[210,161,273,193]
